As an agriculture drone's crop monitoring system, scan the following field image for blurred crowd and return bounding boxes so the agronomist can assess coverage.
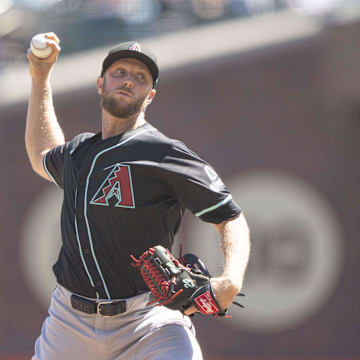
[0,0,359,71]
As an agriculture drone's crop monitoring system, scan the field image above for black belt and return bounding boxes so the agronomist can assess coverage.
[70,294,127,317]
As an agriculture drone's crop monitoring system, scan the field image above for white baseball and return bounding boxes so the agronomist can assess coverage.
[30,34,53,59]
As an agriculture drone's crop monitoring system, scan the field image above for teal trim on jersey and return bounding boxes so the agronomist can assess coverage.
[74,188,96,289]
[195,194,233,217]
[43,152,61,188]
[84,128,153,300]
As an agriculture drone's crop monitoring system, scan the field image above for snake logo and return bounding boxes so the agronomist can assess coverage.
[90,164,135,208]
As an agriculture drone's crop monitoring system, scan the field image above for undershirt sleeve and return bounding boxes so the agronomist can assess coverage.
[158,141,241,224]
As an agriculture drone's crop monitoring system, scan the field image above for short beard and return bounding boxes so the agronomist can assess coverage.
[101,87,148,119]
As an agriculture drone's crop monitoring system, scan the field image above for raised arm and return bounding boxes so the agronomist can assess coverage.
[25,32,65,180]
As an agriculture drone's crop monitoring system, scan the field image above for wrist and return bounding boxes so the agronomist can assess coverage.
[32,77,51,88]
[221,277,241,296]
[210,277,241,310]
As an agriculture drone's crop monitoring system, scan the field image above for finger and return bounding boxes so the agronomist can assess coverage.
[45,39,61,52]
[27,50,43,63]
[43,40,61,61]
[184,304,197,316]
[45,32,60,44]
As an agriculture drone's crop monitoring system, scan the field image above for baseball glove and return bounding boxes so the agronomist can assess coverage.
[130,245,244,317]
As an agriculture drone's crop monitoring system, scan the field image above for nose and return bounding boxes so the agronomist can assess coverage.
[124,79,134,88]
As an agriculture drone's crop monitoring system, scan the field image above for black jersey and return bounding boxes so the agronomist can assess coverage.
[43,123,241,300]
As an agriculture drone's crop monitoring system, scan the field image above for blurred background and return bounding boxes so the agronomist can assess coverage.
[0,0,359,359]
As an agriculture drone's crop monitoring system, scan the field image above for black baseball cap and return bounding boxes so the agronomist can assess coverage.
[101,41,159,86]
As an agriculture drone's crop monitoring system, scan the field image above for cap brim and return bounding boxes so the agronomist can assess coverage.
[101,50,159,84]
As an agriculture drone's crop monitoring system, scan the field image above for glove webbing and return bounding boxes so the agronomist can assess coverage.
[130,248,184,307]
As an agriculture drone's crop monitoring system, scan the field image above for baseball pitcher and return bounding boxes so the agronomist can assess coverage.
[25,33,251,360]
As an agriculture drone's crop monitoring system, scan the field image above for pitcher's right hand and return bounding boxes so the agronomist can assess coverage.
[27,32,61,83]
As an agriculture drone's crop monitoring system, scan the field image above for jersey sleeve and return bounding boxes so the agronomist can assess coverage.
[158,141,241,224]
[43,132,95,189]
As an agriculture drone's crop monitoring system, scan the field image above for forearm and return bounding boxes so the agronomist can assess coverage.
[26,80,64,151]
[211,213,250,308]
[219,214,250,287]
[25,80,64,175]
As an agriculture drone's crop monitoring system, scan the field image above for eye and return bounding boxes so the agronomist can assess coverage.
[137,73,146,81]
[113,68,126,77]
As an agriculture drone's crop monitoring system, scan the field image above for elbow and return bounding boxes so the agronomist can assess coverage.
[27,154,43,175]
[30,159,43,176]
[25,144,38,171]
[25,145,47,178]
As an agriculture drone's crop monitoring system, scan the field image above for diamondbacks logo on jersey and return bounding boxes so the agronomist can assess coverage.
[90,164,135,208]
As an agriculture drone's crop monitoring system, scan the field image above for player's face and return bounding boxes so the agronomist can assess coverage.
[97,58,156,119]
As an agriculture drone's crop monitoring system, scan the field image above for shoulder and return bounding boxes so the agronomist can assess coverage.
[70,132,96,146]
[142,125,200,160]
[168,139,202,159]
[68,132,96,154]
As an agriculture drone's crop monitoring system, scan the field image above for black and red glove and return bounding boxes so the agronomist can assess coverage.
[130,245,244,317]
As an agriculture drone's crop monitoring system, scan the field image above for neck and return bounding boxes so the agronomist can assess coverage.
[101,109,146,140]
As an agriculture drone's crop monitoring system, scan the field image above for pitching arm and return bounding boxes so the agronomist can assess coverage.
[25,32,64,180]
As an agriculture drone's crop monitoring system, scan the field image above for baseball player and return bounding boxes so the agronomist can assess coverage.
[25,33,250,360]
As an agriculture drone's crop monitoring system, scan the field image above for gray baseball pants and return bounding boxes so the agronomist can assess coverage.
[32,285,203,360]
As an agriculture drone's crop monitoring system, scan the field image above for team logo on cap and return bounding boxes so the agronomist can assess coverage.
[128,42,142,52]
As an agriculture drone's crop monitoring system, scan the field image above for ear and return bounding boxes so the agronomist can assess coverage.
[96,76,104,95]
[146,88,156,105]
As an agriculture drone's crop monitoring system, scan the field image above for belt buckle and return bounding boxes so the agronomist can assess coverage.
[97,301,113,317]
